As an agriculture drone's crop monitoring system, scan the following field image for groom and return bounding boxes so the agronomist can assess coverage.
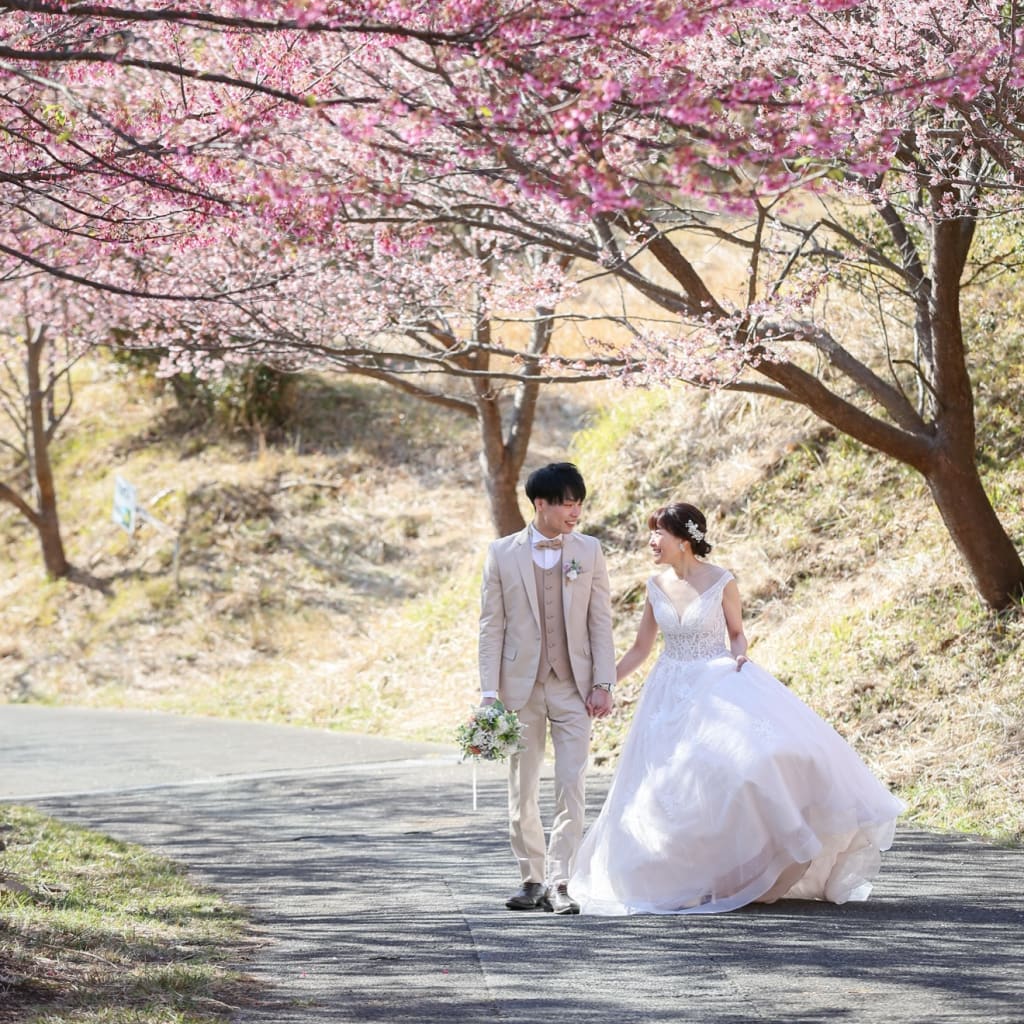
[478,462,616,914]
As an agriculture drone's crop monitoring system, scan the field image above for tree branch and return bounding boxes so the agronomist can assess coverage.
[754,356,934,471]
[0,2,485,44]
[0,480,39,526]
[341,364,477,415]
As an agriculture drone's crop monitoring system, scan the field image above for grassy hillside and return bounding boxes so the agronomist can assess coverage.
[577,385,1023,843]
[1,345,1021,844]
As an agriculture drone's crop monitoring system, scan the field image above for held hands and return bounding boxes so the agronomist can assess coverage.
[587,687,613,719]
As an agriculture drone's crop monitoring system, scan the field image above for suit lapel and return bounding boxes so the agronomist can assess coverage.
[561,533,576,624]
[513,528,541,626]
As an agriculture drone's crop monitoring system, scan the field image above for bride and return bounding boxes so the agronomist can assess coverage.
[569,502,905,915]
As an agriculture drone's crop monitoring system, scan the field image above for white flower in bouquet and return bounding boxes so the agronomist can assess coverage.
[456,700,525,762]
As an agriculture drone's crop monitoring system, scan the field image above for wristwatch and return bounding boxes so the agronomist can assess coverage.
[592,683,614,693]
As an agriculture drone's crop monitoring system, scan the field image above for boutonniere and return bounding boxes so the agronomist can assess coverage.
[564,559,582,582]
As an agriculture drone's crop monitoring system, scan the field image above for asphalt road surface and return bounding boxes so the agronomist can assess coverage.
[2,704,1022,1023]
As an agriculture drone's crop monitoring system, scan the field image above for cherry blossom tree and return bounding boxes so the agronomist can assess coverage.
[2,3,609,544]
[3,1,1024,607]
[125,220,597,536]
[272,0,1023,609]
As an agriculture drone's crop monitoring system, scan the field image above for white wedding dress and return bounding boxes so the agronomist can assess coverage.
[569,572,905,915]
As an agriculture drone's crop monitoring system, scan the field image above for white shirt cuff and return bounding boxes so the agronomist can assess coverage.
[480,690,499,699]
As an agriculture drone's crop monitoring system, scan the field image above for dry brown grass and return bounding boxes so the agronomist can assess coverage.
[1,345,1021,844]
[1,366,490,736]
[562,373,1023,841]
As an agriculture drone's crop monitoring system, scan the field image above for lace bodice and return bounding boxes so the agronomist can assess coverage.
[647,572,732,663]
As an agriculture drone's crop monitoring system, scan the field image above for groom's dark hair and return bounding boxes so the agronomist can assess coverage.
[525,462,587,506]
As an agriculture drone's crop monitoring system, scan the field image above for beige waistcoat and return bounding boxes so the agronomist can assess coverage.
[534,561,573,684]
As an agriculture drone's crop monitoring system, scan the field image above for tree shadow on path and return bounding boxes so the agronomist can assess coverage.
[34,767,1024,1024]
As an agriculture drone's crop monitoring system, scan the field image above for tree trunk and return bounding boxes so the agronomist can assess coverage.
[481,449,527,536]
[924,446,1024,610]
[25,325,70,579]
[918,204,1022,608]
[473,301,554,536]
[477,391,528,536]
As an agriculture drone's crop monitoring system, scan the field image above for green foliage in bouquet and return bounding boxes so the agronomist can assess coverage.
[456,700,525,762]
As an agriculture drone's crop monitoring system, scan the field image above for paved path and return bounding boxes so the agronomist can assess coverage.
[2,704,1023,1023]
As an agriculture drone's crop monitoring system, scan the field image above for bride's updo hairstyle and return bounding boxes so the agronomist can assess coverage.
[648,502,713,557]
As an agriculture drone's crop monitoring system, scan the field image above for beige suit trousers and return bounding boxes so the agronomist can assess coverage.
[508,672,592,886]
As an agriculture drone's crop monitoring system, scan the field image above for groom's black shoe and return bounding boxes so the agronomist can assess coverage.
[505,882,549,910]
[548,883,580,915]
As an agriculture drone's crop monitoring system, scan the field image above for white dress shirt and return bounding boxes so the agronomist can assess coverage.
[530,524,564,570]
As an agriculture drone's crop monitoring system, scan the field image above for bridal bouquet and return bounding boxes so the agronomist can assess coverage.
[456,700,525,762]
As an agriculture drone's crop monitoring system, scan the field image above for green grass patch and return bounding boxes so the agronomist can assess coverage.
[0,805,255,1023]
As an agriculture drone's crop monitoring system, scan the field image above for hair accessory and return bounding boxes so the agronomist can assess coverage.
[685,520,705,543]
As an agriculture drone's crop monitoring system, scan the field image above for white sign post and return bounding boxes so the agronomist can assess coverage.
[112,475,137,535]
[113,476,181,587]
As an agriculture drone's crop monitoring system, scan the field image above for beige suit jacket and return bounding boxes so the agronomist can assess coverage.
[478,527,616,711]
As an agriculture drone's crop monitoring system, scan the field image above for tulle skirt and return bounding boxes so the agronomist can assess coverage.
[569,653,905,915]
